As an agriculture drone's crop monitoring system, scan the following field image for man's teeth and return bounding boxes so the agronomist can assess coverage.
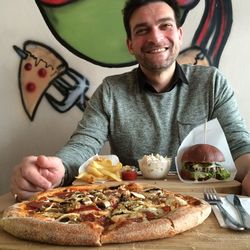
[149,48,167,53]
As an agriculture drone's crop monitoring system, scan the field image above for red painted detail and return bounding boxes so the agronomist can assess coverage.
[24,63,32,71]
[26,82,36,92]
[39,0,71,5]
[38,68,47,78]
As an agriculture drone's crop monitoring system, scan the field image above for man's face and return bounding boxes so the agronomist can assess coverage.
[127,2,183,72]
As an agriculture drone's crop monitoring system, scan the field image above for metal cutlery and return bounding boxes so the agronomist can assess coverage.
[203,188,245,231]
[225,194,250,229]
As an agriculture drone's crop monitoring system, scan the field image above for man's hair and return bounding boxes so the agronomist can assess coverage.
[122,0,181,39]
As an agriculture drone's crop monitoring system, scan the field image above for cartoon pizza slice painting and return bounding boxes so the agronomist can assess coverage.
[14,41,68,120]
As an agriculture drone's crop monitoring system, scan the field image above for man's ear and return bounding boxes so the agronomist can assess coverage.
[126,38,134,55]
[178,27,183,46]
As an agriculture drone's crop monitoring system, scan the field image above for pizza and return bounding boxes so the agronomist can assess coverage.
[0,183,211,246]
[15,41,67,120]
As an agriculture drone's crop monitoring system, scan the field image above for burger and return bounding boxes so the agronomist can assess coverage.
[180,144,231,181]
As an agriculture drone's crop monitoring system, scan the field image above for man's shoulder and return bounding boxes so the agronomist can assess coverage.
[179,64,227,85]
[180,64,219,75]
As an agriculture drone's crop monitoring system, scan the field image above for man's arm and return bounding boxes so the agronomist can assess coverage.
[235,154,250,196]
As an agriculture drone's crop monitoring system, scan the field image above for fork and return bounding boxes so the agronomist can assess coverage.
[203,188,245,231]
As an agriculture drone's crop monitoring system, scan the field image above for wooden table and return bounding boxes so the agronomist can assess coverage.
[74,174,242,194]
[0,177,249,250]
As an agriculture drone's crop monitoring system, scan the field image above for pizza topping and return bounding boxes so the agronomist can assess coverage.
[56,213,80,223]
[47,196,65,203]
[80,213,96,222]
[42,211,63,219]
[112,204,132,216]
[67,204,101,213]
[81,197,93,206]
[27,201,53,211]
[144,187,162,193]
[174,196,188,206]
[130,191,145,199]
[23,184,202,228]
[145,211,157,220]
[111,214,131,223]
[96,200,111,209]
[161,205,171,213]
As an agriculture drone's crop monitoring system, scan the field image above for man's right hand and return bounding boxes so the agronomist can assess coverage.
[10,155,65,201]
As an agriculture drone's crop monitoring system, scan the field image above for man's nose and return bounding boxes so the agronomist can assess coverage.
[148,27,164,43]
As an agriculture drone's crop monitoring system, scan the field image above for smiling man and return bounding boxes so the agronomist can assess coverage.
[126,1,183,93]
[11,0,250,200]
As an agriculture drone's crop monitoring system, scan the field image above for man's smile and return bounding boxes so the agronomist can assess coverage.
[144,47,169,54]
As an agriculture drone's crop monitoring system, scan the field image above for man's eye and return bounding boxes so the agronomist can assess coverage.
[135,28,148,35]
[161,23,173,30]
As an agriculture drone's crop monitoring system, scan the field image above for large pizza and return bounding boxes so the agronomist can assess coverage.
[0,183,211,246]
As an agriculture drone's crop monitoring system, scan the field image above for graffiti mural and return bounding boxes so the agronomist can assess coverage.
[14,41,89,121]
[14,0,233,120]
[177,0,233,66]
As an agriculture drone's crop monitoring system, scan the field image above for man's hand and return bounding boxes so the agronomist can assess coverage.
[11,155,65,201]
[242,170,250,196]
[235,154,250,196]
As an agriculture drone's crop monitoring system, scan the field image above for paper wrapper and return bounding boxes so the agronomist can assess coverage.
[175,118,237,183]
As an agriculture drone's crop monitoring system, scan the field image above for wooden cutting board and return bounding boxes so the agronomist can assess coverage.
[74,175,242,194]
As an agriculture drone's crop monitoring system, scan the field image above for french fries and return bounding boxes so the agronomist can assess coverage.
[76,157,122,183]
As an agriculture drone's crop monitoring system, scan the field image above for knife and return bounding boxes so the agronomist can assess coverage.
[226,194,250,229]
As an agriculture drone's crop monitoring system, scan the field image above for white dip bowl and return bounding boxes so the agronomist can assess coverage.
[138,154,171,179]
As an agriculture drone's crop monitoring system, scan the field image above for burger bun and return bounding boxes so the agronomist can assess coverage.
[181,144,225,163]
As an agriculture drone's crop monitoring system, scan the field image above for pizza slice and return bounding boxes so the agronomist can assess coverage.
[14,41,67,120]
[101,183,211,244]
[0,185,119,246]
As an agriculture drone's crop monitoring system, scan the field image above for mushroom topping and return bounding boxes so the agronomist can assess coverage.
[56,213,80,223]
[131,192,145,199]
[96,200,111,209]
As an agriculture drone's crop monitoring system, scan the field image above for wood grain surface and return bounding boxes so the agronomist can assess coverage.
[0,177,248,250]
[74,174,242,194]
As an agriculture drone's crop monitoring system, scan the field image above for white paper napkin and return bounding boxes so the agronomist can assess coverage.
[212,196,250,228]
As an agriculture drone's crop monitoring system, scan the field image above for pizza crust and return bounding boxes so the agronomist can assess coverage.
[167,199,211,234]
[0,216,103,246]
[101,199,211,244]
[0,201,104,246]
[101,218,175,244]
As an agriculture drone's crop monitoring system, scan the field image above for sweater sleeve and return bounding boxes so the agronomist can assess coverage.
[55,81,110,185]
[211,68,250,160]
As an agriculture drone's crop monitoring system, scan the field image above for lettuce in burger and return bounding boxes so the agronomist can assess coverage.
[180,144,231,181]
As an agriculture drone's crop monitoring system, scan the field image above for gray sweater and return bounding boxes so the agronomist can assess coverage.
[56,64,250,185]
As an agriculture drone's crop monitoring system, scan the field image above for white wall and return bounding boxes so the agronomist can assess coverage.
[219,1,250,125]
[0,0,249,195]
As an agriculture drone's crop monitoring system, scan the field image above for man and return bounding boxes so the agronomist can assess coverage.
[11,0,250,200]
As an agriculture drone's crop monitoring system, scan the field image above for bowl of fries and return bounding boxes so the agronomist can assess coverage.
[76,155,123,183]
